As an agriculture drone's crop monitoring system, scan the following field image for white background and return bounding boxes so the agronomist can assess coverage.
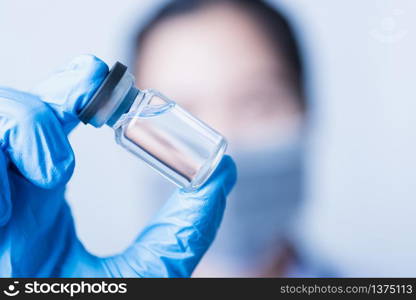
[0,0,415,276]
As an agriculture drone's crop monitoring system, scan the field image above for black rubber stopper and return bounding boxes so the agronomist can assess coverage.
[78,62,128,124]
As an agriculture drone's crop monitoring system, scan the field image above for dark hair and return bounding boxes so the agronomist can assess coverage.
[133,0,305,110]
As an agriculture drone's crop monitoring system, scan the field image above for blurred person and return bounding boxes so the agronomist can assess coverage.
[131,0,312,276]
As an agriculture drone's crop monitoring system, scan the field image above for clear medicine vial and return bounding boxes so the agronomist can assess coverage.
[78,62,227,190]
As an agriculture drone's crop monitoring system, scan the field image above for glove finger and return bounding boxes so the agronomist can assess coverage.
[103,155,237,277]
[0,89,74,188]
[0,150,11,226]
[32,54,108,133]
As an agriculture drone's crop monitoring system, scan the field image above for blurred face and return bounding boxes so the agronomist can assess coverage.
[135,3,303,151]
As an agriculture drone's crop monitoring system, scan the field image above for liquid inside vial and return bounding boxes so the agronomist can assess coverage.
[115,95,225,189]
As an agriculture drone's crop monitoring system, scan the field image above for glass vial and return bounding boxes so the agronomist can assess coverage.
[78,62,227,190]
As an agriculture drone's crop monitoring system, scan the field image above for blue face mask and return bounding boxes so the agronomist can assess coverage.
[200,136,305,274]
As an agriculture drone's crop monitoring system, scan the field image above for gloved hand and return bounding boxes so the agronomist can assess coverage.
[0,55,237,277]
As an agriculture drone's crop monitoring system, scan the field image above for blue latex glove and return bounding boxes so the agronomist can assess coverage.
[0,55,237,277]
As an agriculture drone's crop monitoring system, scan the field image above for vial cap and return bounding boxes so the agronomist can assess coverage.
[78,62,128,125]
